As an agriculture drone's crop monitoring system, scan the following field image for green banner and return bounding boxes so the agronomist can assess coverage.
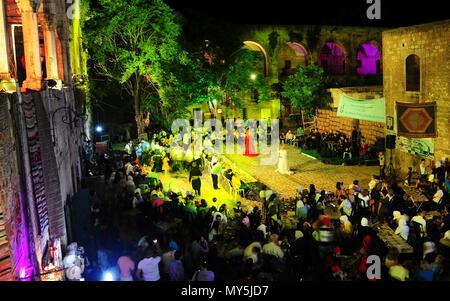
[397,136,435,159]
[337,95,386,123]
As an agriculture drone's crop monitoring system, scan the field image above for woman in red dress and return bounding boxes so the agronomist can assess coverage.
[244,129,258,157]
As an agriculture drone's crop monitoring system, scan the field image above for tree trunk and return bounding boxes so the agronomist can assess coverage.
[134,91,150,136]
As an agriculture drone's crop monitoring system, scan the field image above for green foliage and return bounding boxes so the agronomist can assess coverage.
[85,0,189,131]
[281,64,332,114]
[268,31,280,55]
[222,49,271,103]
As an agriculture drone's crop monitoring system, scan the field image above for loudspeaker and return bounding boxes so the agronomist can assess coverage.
[375,137,385,152]
[386,135,396,149]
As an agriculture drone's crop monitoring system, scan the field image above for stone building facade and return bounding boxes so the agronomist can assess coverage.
[316,86,385,146]
[0,0,87,280]
[382,20,450,175]
[190,25,386,125]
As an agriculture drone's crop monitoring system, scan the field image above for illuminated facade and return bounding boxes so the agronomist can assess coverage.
[0,0,87,280]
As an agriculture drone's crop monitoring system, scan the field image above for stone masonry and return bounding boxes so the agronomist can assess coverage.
[383,20,450,175]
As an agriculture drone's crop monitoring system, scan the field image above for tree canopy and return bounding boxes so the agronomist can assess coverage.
[281,64,333,114]
[85,0,189,132]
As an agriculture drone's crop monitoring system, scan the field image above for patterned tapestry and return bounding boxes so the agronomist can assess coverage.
[21,95,49,234]
[396,102,437,138]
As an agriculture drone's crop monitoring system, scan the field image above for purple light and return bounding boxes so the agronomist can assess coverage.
[16,190,35,281]
[357,42,381,75]
[319,42,345,75]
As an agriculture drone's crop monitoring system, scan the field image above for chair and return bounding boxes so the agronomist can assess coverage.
[343,150,352,160]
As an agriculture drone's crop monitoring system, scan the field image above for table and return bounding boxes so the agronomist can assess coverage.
[373,223,414,254]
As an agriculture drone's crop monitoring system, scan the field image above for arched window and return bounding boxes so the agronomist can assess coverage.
[277,42,308,80]
[319,42,346,75]
[356,42,381,75]
[243,41,269,77]
[406,55,420,91]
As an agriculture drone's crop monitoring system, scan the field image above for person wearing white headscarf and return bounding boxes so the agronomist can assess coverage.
[360,217,369,227]
[395,218,410,241]
[296,200,308,220]
[63,243,85,281]
[439,230,450,249]
[339,215,353,235]
[411,212,427,237]
[423,241,436,259]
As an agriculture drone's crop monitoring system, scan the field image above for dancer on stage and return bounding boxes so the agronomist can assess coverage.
[243,128,258,157]
[276,144,293,175]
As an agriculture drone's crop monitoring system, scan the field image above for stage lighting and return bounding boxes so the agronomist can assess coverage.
[103,271,114,281]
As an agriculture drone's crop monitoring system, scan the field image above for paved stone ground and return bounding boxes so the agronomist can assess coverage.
[226,145,379,199]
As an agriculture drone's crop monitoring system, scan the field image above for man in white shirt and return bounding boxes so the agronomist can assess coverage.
[420,159,428,180]
[137,250,161,281]
[433,186,444,204]
[411,212,427,237]
[339,195,353,217]
[262,234,284,259]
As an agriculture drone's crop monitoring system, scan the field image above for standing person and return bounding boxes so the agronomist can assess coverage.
[351,126,359,156]
[420,159,429,181]
[117,252,135,281]
[136,247,161,281]
[211,157,222,190]
[379,152,386,180]
[276,144,294,175]
[191,236,209,269]
[191,261,215,281]
[243,128,258,157]
[189,160,202,196]
[169,251,185,281]
[162,154,170,178]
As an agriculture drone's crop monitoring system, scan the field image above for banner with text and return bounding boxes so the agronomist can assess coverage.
[396,136,435,159]
[337,95,386,123]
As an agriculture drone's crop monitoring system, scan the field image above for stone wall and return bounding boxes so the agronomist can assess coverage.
[238,25,387,85]
[0,94,36,280]
[316,109,385,146]
[316,86,385,146]
[383,20,450,174]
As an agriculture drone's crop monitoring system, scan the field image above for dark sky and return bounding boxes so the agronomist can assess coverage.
[166,0,449,27]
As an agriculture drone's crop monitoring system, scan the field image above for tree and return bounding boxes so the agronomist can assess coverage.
[85,0,188,134]
[281,64,332,115]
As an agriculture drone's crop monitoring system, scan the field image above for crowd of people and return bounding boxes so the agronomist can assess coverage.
[68,125,450,282]
[282,126,379,163]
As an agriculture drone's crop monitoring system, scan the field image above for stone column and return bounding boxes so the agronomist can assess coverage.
[0,0,9,78]
[20,6,43,91]
[0,0,17,92]
[43,29,61,88]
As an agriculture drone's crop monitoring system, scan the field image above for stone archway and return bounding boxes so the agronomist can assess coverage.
[356,40,382,75]
[319,41,346,75]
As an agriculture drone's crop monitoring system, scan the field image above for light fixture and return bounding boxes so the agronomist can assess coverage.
[95,125,103,133]
[103,271,114,281]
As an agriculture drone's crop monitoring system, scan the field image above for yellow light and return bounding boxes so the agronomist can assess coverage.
[250,73,257,80]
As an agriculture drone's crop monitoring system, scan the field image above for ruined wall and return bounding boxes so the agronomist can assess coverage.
[383,20,450,174]
[0,94,36,280]
[239,25,386,85]
[316,86,385,145]
[316,109,385,146]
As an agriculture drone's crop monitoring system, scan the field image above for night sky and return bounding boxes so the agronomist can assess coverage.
[166,0,449,27]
